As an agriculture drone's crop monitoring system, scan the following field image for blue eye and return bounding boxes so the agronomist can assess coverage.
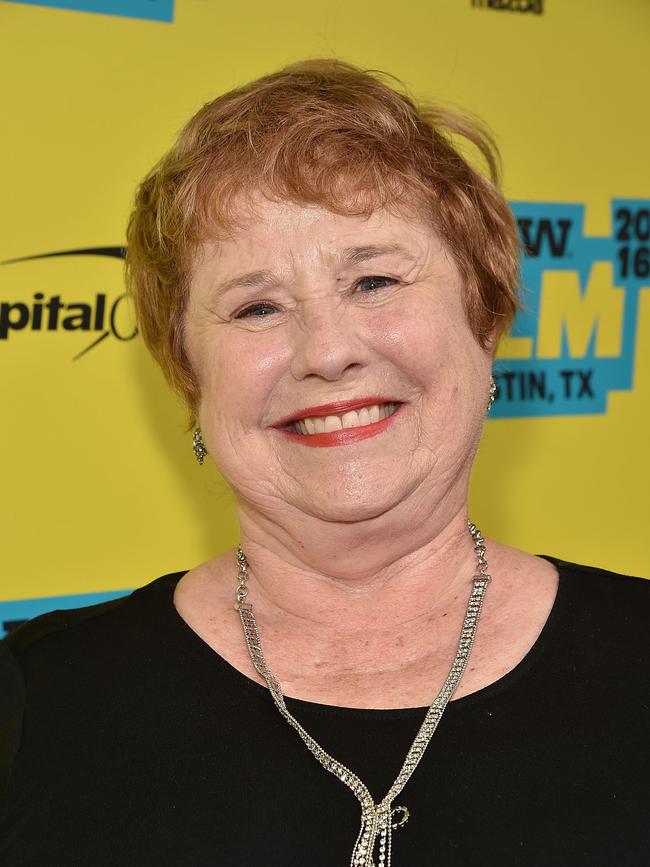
[234,302,277,319]
[355,276,397,293]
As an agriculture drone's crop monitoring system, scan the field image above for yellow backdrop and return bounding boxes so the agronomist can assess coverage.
[1,0,649,632]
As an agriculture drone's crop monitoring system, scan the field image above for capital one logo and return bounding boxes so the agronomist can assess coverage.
[0,246,137,360]
[493,200,650,417]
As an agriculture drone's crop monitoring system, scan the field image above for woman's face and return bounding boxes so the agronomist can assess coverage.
[184,195,492,523]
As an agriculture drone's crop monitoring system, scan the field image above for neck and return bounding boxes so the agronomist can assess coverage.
[235,492,481,636]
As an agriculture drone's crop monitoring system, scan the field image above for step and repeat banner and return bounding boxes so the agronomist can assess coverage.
[1,0,649,635]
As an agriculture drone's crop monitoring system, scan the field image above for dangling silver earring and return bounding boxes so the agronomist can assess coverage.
[486,377,497,413]
[192,427,208,465]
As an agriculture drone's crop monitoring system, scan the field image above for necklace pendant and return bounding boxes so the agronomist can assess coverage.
[352,803,407,867]
[391,805,409,829]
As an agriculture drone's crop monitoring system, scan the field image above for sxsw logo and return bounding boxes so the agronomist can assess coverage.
[471,0,544,13]
[493,200,650,417]
[5,0,174,22]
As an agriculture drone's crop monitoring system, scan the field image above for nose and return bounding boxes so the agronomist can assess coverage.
[289,297,370,382]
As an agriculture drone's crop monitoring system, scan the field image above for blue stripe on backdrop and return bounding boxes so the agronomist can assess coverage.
[0,590,132,639]
[3,0,174,22]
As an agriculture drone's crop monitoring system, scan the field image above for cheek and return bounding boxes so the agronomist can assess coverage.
[368,298,488,433]
[198,331,289,427]
[368,301,465,384]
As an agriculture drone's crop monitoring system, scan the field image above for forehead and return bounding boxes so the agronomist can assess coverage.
[193,194,443,273]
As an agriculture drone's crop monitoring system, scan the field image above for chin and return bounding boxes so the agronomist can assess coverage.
[304,502,398,524]
[292,479,409,524]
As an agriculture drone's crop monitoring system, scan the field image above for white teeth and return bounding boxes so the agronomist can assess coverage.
[291,402,398,434]
[341,410,359,429]
[324,415,343,432]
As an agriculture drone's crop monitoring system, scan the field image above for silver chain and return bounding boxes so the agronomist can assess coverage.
[234,521,491,866]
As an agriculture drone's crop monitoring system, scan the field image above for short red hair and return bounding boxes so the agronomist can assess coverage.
[125,58,520,428]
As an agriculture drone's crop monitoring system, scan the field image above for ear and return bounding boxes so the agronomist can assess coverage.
[485,324,501,357]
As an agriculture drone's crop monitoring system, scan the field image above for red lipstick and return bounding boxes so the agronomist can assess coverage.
[272,399,404,448]
[273,397,401,428]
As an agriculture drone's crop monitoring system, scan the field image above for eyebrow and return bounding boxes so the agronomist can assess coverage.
[339,242,416,266]
[212,243,416,297]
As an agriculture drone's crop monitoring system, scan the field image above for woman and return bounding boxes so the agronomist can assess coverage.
[1,59,648,866]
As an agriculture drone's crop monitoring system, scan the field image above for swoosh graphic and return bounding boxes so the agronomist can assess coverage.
[1,246,126,265]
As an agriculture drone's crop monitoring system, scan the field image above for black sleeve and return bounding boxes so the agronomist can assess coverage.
[0,639,24,805]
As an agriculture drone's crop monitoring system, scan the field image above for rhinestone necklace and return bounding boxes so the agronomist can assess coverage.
[234,521,491,867]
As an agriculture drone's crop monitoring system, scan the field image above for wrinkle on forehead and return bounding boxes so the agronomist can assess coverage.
[196,186,433,246]
[190,195,443,292]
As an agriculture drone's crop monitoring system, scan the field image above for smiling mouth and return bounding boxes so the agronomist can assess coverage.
[289,402,399,434]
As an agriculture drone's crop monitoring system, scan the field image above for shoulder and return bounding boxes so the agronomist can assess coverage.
[1,569,187,685]
[490,542,648,597]
[492,543,648,658]
[546,556,649,596]
[0,569,186,801]
[543,556,649,652]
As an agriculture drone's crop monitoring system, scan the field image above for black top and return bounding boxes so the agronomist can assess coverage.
[1,557,648,866]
